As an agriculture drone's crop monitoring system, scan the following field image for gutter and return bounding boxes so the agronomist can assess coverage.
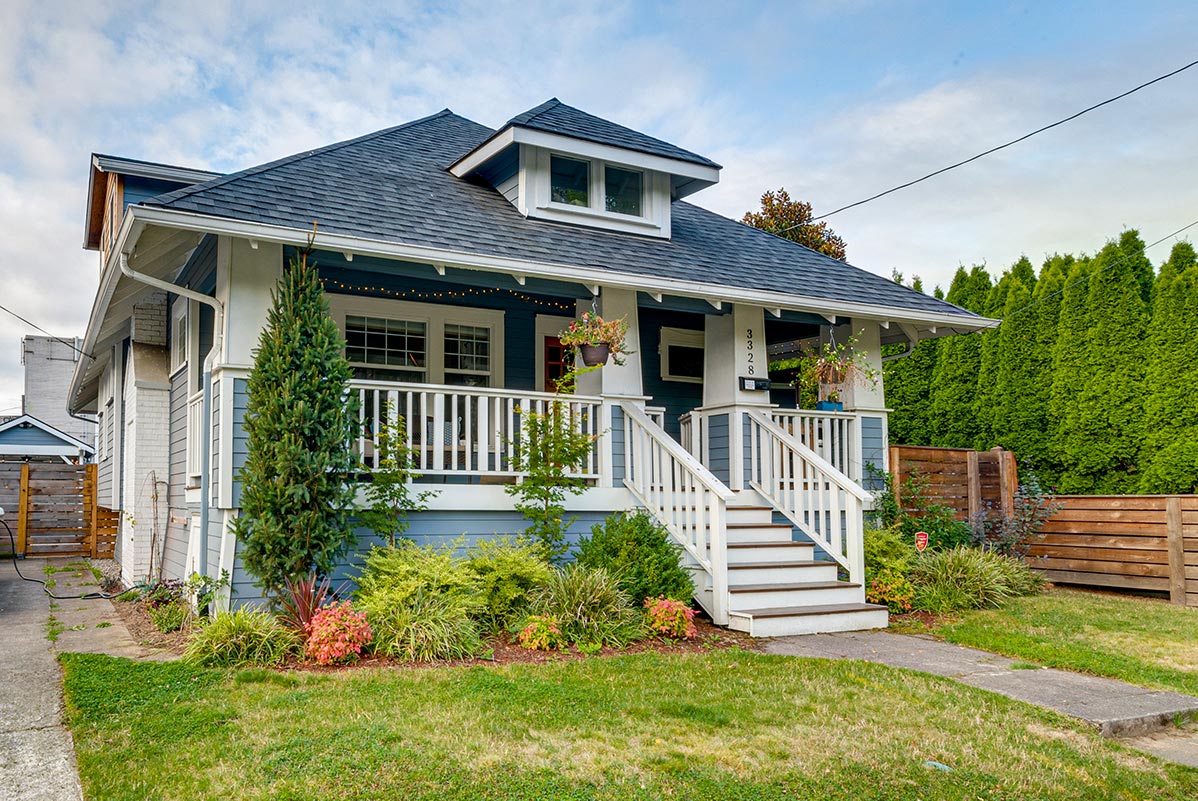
[118,253,225,582]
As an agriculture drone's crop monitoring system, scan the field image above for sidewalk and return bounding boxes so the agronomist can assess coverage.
[765,630,1198,763]
[0,558,84,801]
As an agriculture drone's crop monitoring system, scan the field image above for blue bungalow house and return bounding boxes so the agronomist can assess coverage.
[70,99,992,635]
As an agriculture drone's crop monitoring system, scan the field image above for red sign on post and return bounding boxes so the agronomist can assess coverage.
[915,531,929,552]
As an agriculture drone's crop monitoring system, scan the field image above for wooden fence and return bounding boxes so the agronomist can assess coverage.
[1028,495,1197,607]
[889,445,1018,521]
[0,463,116,559]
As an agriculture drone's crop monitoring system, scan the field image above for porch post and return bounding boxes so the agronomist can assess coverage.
[702,304,770,491]
[840,319,888,485]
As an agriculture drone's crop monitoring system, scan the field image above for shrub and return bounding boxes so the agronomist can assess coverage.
[184,609,301,667]
[147,600,191,633]
[529,565,644,647]
[464,538,552,633]
[277,572,333,631]
[866,569,915,614]
[304,601,372,665]
[874,470,972,551]
[358,589,481,662]
[516,615,566,651]
[644,597,697,639]
[142,579,184,610]
[909,546,1044,614]
[970,469,1060,558]
[576,510,694,605]
[185,570,230,618]
[356,543,480,610]
[863,526,913,578]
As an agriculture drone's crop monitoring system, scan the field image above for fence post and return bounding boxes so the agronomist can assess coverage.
[16,463,30,556]
[888,446,902,510]
[85,463,98,557]
[966,451,981,522]
[996,447,1017,517]
[1167,496,1185,605]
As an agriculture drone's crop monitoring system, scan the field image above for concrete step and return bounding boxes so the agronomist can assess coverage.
[727,560,839,584]
[729,581,863,610]
[727,541,815,563]
[729,603,889,637]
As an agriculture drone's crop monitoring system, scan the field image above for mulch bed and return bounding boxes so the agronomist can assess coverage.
[112,600,758,670]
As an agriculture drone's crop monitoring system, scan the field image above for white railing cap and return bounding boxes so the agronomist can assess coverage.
[349,378,602,404]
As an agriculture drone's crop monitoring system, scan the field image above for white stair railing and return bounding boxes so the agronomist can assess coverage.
[621,402,734,625]
[746,409,870,586]
[770,409,860,482]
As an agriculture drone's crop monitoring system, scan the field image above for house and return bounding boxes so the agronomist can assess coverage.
[70,99,993,635]
[0,414,94,463]
[19,335,94,448]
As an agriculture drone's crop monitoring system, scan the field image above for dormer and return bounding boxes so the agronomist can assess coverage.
[449,99,721,239]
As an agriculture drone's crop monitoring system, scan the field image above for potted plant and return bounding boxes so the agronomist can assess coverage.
[558,312,631,367]
[813,332,878,410]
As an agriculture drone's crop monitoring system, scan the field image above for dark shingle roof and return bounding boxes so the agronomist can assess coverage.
[501,98,720,169]
[145,110,977,321]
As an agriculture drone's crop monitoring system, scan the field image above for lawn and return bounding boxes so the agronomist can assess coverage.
[927,587,1198,697]
[61,649,1197,800]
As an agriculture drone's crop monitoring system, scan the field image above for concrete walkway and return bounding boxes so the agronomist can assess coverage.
[765,631,1198,742]
[0,558,84,801]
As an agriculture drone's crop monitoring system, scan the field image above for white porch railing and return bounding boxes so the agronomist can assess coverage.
[351,380,604,478]
[622,402,733,624]
[746,409,869,585]
[770,409,860,482]
[185,391,204,480]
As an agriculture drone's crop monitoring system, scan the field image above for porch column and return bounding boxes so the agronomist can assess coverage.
[216,236,284,367]
[702,304,770,490]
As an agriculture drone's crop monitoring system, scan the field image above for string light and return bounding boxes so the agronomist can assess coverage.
[319,278,576,312]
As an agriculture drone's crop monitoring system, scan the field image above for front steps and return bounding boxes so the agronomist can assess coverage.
[717,499,887,637]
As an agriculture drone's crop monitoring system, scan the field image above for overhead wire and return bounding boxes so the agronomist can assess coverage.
[0,301,92,360]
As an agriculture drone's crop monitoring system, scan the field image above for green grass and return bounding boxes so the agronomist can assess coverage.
[45,614,64,642]
[60,649,1196,800]
[931,587,1198,696]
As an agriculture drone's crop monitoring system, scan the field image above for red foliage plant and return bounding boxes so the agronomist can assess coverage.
[304,601,373,665]
[644,597,697,639]
[277,572,333,631]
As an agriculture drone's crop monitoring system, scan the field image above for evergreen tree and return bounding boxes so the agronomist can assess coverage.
[989,278,1037,458]
[972,259,1033,449]
[232,248,359,599]
[928,266,991,446]
[1060,234,1150,493]
[1026,255,1071,484]
[883,276,940,444]
[1140,245,1198,492]
[1049,256,1093,490]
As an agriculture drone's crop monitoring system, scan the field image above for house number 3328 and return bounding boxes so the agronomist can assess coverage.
[745,328,755,375]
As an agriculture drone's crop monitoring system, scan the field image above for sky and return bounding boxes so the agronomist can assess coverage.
[1,0,1196,416]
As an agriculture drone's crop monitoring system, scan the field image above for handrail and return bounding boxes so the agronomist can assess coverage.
[746,409,867,584]
[348,378,602,404]
[621,401,732,625]
[750,410,870,502]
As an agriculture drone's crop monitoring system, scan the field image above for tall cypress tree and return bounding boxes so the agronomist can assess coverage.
[884,276,940,445]
[973,259,1033,449]
[1049,256,1094,490]
[1065,233,1150,493]
[232,248,359,598]
[1026,255,1071,484]
[1140,244,1198,492]
[928,266,992,446]
[990,278,1038,460]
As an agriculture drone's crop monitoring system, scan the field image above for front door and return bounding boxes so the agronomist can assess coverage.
[544,336,569,392]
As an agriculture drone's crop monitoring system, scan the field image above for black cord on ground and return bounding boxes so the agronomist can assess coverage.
[2,517,119,600]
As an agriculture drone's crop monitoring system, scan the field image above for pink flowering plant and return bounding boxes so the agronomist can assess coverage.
[558,313,631,364]
[644,596,698,639]
[304,600,373,665]
[516,614,567,651]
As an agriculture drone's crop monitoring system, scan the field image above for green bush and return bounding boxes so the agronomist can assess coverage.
[356,542,480,609]
[874,470,972,551]
[358,588,481,662]
[184,609,301,667]
[909,546,1044,614]
[464,538,552,633]
[529,565,644,647]
[148,600,191,633]
[576,510,694,605]
[866,568,915,614]
[863,526,913,578]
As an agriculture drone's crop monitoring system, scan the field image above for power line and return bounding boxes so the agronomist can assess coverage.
[0,302,92,360]
[773,57,1198,231]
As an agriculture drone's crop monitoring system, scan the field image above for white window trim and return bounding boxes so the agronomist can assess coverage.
[170,297,196,379]
[326,294,506,387]
[660,326,704,384]
[534,314,575,393]
[544,150,652,224]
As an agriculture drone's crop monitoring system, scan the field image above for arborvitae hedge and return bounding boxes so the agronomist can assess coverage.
[885,229,1198,495]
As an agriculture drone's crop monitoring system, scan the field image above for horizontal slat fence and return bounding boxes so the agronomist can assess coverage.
[1028,495,1198,607]
[0,462,112,559]
[889,445,1017,521]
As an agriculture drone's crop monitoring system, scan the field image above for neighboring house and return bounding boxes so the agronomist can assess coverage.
[0,414,94,463]
[69,99,993,634]
[20,335,94,447]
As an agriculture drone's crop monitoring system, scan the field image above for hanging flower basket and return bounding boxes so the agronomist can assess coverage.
[579,343,611,366]
[559,312,631,367]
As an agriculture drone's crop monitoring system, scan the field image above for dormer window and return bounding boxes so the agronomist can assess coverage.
[605,165,642,216]
[550,156,590,207]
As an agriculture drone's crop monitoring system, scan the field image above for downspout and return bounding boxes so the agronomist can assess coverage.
[119,253,224,579]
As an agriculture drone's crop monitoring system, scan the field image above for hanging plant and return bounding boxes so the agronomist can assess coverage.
[558,313,631,367]
[777,331,879,410]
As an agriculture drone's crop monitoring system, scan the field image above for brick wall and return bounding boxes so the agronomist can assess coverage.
[21,335,93,445]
